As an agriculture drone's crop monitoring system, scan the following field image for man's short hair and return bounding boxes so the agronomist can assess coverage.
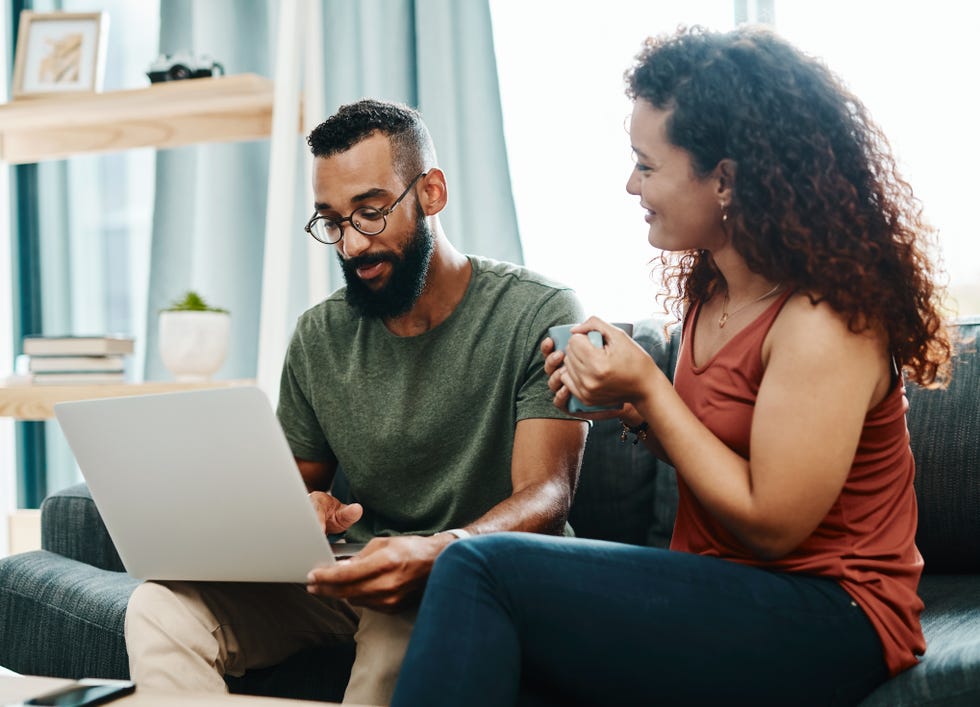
[307,99,437,182]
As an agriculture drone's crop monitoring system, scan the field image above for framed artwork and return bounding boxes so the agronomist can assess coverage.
[11,11,109,98]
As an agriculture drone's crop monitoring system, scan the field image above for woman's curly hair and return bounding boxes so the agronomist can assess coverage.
[626,26,951,386]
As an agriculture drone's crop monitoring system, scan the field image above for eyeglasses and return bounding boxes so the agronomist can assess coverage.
[305,171,427,245]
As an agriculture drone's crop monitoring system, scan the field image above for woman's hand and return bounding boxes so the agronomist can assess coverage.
[542,331,623,421]
[558,316,661,409]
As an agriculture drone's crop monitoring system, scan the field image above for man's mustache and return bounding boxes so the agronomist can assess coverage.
[342,252,398,271]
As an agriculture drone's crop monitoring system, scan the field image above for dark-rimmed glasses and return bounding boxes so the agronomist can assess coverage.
[304,171,427,245]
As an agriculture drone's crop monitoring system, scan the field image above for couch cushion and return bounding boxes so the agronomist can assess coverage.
[225,643,355,702]
[858,574,980,706]
[569,318,680,547]
[571,416,662,545]
[41,483,125,572]
[906,317,980,573]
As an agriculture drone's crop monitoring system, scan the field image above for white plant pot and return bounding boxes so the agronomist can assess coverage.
[159,310,231,382]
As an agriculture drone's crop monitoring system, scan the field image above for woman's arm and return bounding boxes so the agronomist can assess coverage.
[559,304,892,560]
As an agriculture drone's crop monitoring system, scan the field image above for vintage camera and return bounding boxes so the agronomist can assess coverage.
[147,52,225,83]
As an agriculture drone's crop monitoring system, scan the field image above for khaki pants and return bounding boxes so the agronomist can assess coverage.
[125,580,416,706]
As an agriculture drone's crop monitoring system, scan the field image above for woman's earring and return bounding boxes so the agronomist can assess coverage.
[721,204,729,223]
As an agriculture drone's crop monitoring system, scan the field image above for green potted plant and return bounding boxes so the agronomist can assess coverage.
[158,290,230,382]
[162,290,228,314]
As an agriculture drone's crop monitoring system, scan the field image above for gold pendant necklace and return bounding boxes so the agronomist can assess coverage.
[718,282,783,328]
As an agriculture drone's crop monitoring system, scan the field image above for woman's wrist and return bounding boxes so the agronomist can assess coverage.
[618,407,645,428]
[619,419,649,445]
[618,403,649,445]
[618,392,652,426]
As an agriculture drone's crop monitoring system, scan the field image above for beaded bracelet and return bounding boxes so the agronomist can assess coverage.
[619,420,649,445]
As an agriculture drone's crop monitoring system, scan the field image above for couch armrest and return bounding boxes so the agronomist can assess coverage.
[41,483,125,572]
[0,550,137,678]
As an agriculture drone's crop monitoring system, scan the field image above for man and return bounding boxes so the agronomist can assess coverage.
[124,99,588,705]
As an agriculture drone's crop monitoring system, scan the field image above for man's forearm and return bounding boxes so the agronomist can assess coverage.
[294,457,336,493]
[459,477,572,537]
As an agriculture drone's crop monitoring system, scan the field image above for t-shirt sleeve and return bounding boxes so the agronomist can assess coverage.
[276,323,334,462]
[515,287,585,422]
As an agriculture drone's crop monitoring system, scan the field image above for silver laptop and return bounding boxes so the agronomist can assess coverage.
[54,386,362,582]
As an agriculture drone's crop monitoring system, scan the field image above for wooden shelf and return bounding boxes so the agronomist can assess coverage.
[0,74,298,164]
[0,379,254,421]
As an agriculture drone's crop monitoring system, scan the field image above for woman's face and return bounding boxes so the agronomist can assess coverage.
[626,100,727,252]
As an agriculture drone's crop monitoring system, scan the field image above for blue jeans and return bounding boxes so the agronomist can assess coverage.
[392,533,889,707]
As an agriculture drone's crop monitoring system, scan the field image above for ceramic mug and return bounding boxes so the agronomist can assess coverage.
[547,322,634,412]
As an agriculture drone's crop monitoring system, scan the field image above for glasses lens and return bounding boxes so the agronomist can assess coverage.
[352,207,386,236]
[309,218,342,244]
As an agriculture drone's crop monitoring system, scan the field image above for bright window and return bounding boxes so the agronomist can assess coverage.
[491,1,979,318]
[774,1,980,315]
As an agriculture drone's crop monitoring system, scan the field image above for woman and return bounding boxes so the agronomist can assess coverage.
[391,25,950,706]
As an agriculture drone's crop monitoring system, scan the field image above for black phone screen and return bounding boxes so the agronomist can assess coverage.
[25,682,135,706]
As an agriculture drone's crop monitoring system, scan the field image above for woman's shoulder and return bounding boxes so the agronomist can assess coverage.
[766,292,893,409]
[768,292,888,360]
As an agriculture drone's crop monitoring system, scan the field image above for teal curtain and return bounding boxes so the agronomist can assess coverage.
[144,0,521,381]
[319,0,522,262]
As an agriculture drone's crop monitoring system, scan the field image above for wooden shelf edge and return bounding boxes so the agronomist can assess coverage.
[0,74,273,128]
[0,379,255,420]
[0,74,303,164]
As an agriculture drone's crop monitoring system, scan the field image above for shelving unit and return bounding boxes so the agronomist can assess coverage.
[0,75,287,428]
[0,73,303,537]
[0,73,298,423]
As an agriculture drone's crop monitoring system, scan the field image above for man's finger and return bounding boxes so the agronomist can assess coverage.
[307,547,388,587]
[323,502,363,533]
[308,562,370,586]
[334,502,363,527]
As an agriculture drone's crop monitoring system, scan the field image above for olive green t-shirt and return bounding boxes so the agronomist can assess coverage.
[277,255,583,542]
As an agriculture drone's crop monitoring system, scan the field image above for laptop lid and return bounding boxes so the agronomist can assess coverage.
[54,386,336,582]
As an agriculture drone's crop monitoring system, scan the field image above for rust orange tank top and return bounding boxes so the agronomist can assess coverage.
[671,290,925,675]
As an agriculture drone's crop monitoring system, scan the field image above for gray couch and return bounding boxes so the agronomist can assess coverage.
[1,316,978,705]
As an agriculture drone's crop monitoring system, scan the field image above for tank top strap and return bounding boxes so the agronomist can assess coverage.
[749,286,796,337]
[684,287,796,369]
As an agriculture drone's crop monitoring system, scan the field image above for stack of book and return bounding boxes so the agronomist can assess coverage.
[21,335,135,385]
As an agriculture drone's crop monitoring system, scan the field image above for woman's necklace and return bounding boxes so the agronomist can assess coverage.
[718,282,783,328]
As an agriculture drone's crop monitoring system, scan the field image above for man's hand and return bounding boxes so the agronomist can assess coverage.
[308,491,363,535]
[306,533,453,613]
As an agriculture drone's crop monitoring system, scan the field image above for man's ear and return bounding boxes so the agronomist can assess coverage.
[714,158,737,203]
[418,168,448,215]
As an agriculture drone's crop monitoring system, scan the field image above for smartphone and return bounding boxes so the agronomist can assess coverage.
[20,679,135,706]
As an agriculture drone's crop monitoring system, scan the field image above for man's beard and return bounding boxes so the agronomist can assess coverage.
[338,212,435,319]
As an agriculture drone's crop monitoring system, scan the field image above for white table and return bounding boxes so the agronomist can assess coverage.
[0,675,358,706]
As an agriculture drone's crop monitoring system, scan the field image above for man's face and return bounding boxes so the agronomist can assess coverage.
[311,134,434,318]
[338,209,434,319]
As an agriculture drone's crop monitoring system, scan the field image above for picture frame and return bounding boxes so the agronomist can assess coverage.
[11,10,109,99]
